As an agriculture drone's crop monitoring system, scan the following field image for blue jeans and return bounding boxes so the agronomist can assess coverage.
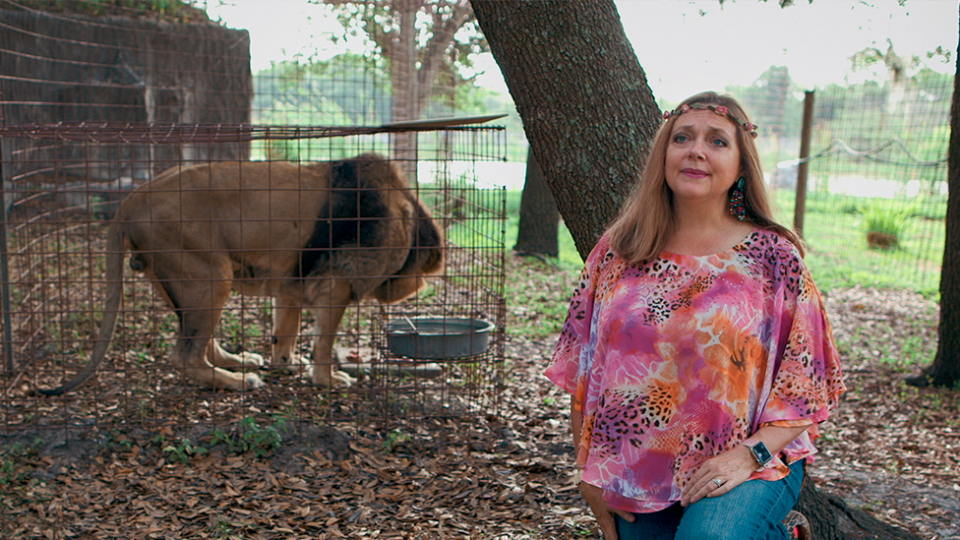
[615,460,805,540]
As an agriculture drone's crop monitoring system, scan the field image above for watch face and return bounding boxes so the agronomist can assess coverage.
[752,442,773,465]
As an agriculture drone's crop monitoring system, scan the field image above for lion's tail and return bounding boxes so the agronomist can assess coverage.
[37,224,125,396]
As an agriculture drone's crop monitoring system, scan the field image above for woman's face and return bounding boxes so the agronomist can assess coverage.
[664,109,742,210]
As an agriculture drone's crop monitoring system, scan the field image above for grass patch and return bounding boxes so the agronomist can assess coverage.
[504,255,580,340]
[862,200,914,250]
[774,189,943,298]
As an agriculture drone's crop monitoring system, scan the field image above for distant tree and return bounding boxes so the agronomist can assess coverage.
[321,0,486,165]
[513,149,559,258]
[322,0,485,121]
[725,66,804,139]
[252,55,391,126]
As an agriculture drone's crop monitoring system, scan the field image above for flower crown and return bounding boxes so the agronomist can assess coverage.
[662,103,759,139]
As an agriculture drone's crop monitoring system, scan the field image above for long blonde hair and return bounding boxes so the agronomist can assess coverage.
[607,91,804,265]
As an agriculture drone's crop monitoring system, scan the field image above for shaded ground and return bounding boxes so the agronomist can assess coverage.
[1,258,958,539]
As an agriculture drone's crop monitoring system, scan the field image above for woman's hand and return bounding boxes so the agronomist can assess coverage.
[681,445,757,507]
[580,481,635,540]
[683,425,812,507]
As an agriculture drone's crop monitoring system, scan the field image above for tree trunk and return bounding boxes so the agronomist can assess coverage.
[471,0,660,261]
[908,2,960,389]
[389,0,420,181]
[795,469,923,540]
[473,0,932,536]
[514,148,560,258]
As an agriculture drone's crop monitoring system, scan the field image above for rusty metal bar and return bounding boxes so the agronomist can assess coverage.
[0,116,507,145]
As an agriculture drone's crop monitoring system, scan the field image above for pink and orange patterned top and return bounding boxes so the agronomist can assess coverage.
[545,229,845,513]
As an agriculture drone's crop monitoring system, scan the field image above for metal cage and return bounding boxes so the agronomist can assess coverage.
[0,121,507,432]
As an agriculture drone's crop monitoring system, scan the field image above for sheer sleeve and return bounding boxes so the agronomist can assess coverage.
[544,237,608,398]
[759,261,846,434]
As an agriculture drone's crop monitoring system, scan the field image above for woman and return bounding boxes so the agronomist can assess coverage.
[545,92,845,540]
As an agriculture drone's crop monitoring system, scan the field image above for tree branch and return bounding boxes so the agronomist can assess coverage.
[415,1,472,113]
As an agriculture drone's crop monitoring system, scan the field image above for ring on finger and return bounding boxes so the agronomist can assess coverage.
[711,477,724,488]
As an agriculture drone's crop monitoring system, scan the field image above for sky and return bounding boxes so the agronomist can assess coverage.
[203,0,959,103]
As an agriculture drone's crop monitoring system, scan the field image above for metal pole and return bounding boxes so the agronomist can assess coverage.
[794,90,815,237]
[0,68,14,373]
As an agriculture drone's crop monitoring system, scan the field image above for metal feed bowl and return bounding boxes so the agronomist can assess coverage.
[384,317,495,360]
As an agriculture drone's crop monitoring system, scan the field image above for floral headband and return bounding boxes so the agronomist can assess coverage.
[662,103,759,139]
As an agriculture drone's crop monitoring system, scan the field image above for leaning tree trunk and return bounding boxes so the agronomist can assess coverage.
[471,0,660,260]
[908,2,960,389]
[472,0,931,537]
[514,148,560,258]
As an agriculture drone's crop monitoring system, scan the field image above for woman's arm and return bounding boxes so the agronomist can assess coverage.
[681,424,811,507]
[571,397,635,540]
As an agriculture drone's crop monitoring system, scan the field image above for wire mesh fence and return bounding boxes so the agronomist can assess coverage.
[0,2,508,436]
[728,69,951,297]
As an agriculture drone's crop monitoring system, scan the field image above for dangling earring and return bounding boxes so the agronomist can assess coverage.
[729,177,747,221]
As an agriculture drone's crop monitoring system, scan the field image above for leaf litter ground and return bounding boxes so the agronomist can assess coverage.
[1,257,958,539]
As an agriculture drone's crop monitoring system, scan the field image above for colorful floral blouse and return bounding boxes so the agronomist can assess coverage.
[545,229,845,513]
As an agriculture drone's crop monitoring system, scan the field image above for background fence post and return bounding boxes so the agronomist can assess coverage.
[0,77,14,374]
[795,90,815,237]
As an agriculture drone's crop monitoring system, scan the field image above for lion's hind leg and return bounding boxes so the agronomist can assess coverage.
[147,258,264,392]
[310,280,356,388]
[170,305,265,392]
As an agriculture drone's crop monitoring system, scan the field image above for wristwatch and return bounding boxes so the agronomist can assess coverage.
[746,440,774,468]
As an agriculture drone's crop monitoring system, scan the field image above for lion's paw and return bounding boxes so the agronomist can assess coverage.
[310,368,355,388]
[333,370,355,387]
[236,351,264,368]
[240,372,265,391]
[269,355,310,375]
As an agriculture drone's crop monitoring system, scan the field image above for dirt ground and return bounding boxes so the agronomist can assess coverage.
[1,261,958,539]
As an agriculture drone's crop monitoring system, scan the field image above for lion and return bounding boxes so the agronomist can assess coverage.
[39,153,444,395]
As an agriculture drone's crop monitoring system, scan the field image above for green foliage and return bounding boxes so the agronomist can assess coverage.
[251,54,524,161]
[0,443,35,486]
[250,11,524,160]
[724,65,805,138]
[862,201,913,250]
[325,1,488,86]
[211,416,287,459]
[381,428,412,453]
[503,189,581,268]
[157,417,286,464]
[218,310,262,353]
[163,438,208,464]
[106,430,134,452]
[207,417,286,459]
[236,416,285,458]
[209,517,236,538]
[504,255,579,340]
[253,56,391,128]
